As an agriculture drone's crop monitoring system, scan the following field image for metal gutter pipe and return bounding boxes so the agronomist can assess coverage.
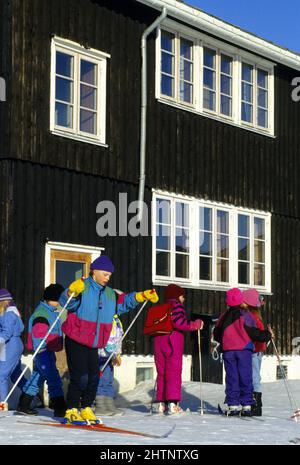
[137,6,167,224]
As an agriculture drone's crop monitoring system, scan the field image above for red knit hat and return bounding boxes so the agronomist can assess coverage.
[164,284,185,301]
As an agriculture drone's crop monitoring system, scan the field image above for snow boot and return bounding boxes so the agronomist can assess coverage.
[241,405,252,417]
[51,396,67,417]
[168,402,183,415]
[155,402,168,414]
[251,392,262,416]
[80,406,101,424]
[94,396,114,416]
[63,408,86,425]
[105,397,124,416]
[16,393,38,415]
[226,405,240,416]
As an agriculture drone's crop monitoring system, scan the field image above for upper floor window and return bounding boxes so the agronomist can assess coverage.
[157,25,274,135]
[160,31,194,105]
[50,37,109,146]
[153,192,271,292]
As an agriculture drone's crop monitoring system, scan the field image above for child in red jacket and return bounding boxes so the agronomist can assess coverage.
[153,284,203,415]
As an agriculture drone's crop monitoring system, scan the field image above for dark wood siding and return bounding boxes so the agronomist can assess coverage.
[1,158,300,355]
[6,0,300,218]
[2,0,300,359]
[0,0,11,159]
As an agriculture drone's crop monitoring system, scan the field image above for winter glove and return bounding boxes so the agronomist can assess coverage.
[267,324,275,339]
[112,354,122,367]
[135,289,159,304]
[190,319,204,331]
[68,278,85,297]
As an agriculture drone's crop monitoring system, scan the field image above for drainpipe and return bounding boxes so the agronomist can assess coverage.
[137,7,167,224]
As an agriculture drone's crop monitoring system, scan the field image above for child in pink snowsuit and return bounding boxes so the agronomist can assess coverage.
[153,284,203,414]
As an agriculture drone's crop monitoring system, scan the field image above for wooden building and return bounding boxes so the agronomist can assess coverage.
[1,0,300,386]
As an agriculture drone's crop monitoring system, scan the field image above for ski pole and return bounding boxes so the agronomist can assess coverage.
[197,329,204,415]
[149,376,158,415]
[99,300,148,377]
[271,338,300,421]
[0,292,75,411]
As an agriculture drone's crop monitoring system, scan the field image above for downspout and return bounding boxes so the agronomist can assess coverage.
[137,7,167,224]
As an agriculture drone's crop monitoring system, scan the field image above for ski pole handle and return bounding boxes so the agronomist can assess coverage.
[99,300,148,376]
[3,292,75,405]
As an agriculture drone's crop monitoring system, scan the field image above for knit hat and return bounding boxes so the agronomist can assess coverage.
[226,288,243,307]
[43,284,64,302]
[0,289,12,302]
[164,284,185,301]
[90,255,115,273]
[242,288,261,308]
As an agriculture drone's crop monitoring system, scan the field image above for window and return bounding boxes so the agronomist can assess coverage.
[50,37,109,145]
[153,192,271,292]
[160,30,194,105]
[157,25,274,135]
[45,242,104,289]
[203,49,233,117]
[156,198,190,279]
[50,250,91,289]
[241,63,269,129]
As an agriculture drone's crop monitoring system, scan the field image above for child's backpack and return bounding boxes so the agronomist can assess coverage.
[143,303,173,336]
[99,314,124,357]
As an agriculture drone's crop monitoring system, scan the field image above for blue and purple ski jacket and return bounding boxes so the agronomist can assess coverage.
[59,277,139,349]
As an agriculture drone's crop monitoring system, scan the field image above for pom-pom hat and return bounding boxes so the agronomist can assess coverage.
[0,289,12,302]
[43,284,64,301]
[164,284,185,301]
[226,288,243,307]
[242,289,261,308]
[90,255,115,273]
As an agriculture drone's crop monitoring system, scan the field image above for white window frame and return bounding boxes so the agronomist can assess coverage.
[152,190,271,293]
[158,27,196,108]
[156,20,275,137]
[50,36,110,146]
[45,241,104,287]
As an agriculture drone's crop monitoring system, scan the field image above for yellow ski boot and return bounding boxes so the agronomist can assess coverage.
[63,408,87,425]
[80,407,102,425]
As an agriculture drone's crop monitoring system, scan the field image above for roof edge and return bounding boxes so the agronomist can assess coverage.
[137,0,300,71]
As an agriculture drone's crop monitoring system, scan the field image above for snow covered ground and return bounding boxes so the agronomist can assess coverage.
[1,380,300,445]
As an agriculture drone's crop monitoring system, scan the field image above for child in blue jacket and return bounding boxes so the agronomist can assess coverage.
[59,255,159,425]
[0,289,25,409]
[17,284,66,417]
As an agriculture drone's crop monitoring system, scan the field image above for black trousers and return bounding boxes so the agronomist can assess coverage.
[65,336,99,409]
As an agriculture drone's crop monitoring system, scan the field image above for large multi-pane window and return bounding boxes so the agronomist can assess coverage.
[153,193,271,291]
[50,37,108,145]
[158,28,274,134]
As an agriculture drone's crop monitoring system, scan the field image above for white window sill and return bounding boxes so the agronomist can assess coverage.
[153,278,272,295]
[157,98,276,139]
[50,129,109,148]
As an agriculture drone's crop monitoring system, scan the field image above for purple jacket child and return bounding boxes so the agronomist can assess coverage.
[153,284,203,414]
[213,288,271,416]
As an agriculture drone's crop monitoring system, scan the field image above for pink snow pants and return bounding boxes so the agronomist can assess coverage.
[153,331,184,402]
